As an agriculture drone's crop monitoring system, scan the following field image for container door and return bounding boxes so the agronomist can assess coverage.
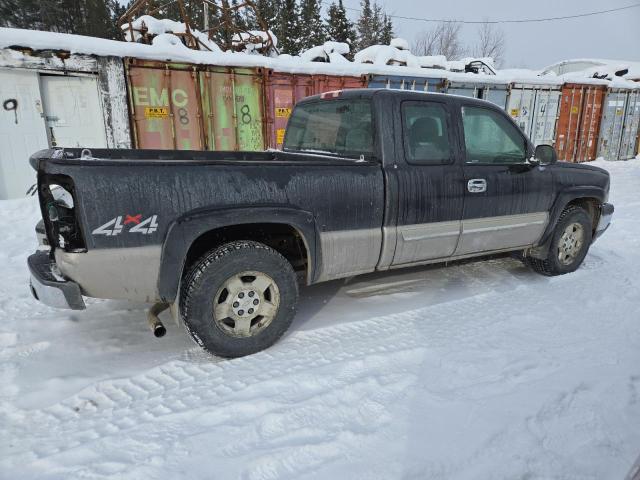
[556,85,584,162]
[507,86,536,137]
[201,68,265,151]
[0,69,48,199]
[531,88,561,147]
[264,73,312,149]
[127,62,204,150]
[620,91,640,159]
[233,69,265,151]
[576,86,604,162]
[448,84,477,99]
[597,90,625,160]
[40,75,107,148]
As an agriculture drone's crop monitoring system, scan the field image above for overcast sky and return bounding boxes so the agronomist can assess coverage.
[343,0,640,68]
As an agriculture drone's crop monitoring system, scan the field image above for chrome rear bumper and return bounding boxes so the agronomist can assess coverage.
[28,251,85,310]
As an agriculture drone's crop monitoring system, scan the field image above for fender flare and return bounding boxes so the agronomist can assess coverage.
[532,185,605,258]
[156,205,319,302]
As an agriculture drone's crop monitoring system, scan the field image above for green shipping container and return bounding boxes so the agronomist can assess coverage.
[200,67,266,151]
[126,59,205,150]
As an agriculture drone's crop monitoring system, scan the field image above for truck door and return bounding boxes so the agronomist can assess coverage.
[385,98,465,267]
[455,102,554,255]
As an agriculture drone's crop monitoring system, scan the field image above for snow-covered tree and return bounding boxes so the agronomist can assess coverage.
[326,0,356,46]
[299,0,326,51]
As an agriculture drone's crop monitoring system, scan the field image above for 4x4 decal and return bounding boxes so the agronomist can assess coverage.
[92,215,158,236]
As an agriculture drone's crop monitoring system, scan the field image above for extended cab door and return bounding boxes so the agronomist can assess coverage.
[383,97,465,267]
[455,102,554,255]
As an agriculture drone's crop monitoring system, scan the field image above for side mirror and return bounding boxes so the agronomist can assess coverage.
[534,144,557,165]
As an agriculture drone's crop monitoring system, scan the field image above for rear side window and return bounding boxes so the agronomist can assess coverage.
[402,102,452,165]
[283,99,373,158]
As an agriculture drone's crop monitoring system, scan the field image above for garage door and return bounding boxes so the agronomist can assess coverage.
[0,69,49,199]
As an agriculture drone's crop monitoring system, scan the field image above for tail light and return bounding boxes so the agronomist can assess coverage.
[40,177,86,252]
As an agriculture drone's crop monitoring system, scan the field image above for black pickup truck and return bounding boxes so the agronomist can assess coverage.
[28,89,614,357]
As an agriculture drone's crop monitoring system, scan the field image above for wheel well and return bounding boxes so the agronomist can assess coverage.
[566,197,600,233]
[183,223,309,283]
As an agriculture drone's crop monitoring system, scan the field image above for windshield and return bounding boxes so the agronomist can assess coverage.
[283,99,374,158]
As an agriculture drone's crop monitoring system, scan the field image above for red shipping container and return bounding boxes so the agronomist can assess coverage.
[263,71,313,149]
[555,83,605,162]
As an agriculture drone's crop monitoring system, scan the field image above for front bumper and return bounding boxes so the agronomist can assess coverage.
[28,251,85,310]
[592,202,614,243]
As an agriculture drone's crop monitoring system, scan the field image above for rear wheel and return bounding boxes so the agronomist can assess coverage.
[526,206,592,276]
[180,241,298,357]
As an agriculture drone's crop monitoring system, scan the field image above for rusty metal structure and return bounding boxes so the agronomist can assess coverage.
[118,0,276,54]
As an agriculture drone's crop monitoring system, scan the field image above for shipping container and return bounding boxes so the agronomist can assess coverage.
[200,66,265,151]
[506,84,561,147]
[126,59,205,150]
[597,88,629,160]
[619,89,640,159]
[367,74,447,92]
[447,81,509,109]
[264,71,313,149]
[555,83,605,162]
[263,72,366,150]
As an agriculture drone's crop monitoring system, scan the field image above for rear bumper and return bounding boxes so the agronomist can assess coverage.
[592,202,614,243]
[28,251,85,310]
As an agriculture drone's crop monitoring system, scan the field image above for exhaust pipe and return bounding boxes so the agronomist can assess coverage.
[147,303,170,338]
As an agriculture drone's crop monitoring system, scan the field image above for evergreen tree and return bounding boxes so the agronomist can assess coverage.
[298,0,326,51]
[274,0,301,55]
[380,13,393,44]
[355,0,375,50]
[326,0,356,47]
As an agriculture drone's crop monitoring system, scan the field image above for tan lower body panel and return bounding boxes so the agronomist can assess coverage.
[455,212,548,256]
[55,246,162,302]
[392,220,461,265]
[316,228,382,282]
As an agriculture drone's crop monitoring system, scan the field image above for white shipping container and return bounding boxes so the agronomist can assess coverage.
[506,84,561,147]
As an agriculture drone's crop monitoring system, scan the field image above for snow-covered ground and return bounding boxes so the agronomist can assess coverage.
[1,159,639,479]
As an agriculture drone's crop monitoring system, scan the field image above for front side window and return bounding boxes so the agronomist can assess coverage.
[462,106,526,164]
[283,99,373,158]
[402,101,452,165]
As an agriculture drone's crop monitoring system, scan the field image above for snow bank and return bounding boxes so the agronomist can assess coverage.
[1,159,640,479]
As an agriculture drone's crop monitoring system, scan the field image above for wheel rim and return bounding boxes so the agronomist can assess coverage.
[212,271,280,338]
[557,222,584,266]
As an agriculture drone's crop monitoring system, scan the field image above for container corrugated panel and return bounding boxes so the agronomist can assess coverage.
[506,84,537,137]
[620,90,640,159]
[576,86,605,161]
[200,66,265,151]
[264,71,313,149]
[556,83,605,162]
[312,74,367,94]
[597,88,628,160]
[126,59,205,150]
[448,82,509,108]
[367,74,447,92]
[530,87,561,147]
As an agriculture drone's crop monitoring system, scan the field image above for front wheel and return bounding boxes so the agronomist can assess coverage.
[180,241,299,357]
[526,206,592,276]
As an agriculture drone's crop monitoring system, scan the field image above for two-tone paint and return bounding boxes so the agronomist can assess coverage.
[30,90,611,308]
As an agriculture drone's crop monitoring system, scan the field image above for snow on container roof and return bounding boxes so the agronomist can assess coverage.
[1,27,637,89]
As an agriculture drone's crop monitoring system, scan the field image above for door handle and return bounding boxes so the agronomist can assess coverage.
[467,179,487,193]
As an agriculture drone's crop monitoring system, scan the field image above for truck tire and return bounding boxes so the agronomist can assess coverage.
[180,241,298,358]
[526,205,592,276]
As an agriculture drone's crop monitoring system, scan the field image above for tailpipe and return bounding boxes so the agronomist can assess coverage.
[147,303,170,338]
